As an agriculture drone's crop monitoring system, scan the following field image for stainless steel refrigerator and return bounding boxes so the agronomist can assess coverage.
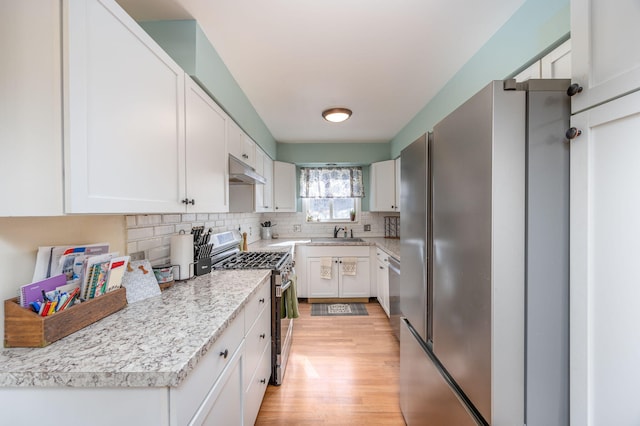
[399,80,570,425]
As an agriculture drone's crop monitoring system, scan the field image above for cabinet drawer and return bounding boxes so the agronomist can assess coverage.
[170,312,244,426]
[243,305,271,392]
[376,248,390,263]
[307,246,370,258]
[244,343,271,426]
[244,279,271,334]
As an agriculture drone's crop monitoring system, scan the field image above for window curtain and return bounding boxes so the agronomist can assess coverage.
[299,167,364,198]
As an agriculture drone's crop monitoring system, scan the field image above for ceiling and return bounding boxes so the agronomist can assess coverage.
[117,0,525,144]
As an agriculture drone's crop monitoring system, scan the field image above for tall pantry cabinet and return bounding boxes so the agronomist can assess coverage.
[569,1,640,425]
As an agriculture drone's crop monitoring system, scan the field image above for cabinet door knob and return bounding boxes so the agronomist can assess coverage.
[567,83,583,97]
[260,378,267,384]
[566,127,582,140]
[219,349,229,359]
[379,266,384,270]
[259,298,265,303]
[260,333,266,339]
[181,198,195,205]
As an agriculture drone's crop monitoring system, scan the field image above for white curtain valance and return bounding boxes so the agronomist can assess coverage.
[299,167,365,198]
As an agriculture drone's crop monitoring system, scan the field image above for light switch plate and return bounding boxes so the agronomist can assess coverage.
[364,224,371,232]
[293,224,302,232]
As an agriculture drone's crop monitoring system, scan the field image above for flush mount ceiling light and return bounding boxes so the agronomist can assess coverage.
[322,107,352,123]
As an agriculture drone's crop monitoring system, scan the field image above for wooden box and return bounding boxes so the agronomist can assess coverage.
[4,287,127,348]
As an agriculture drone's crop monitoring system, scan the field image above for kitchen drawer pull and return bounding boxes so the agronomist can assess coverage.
[260,333,266,339]
[219,349,229,359]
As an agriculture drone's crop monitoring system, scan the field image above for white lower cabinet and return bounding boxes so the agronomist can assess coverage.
[192,342,244,426]
[306,246,370,298]
[170,311,244,425]
[376,249,390,317]
[172,278,271,425]
[244,342,271,425]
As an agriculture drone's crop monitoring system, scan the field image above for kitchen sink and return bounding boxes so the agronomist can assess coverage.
[310,237,366,243]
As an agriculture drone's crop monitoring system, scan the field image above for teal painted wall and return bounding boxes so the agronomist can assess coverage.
[277,142,389,165]
[389,0,570,158]
[140,20,277,158]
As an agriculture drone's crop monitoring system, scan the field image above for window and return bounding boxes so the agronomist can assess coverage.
[299,166,364,223]
[304,197,360,222]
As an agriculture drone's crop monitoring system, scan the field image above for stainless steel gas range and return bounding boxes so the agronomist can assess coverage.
[207,230,294,386]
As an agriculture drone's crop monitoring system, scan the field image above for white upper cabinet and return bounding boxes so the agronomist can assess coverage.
[514,39,571,82]
[242,135,257,169]
[227,120,243,162]
[184,77,229,213]
[255,148,273,213]
[541,39,572,79]
[64,0,186,213]
[571,0,640,112]
[273,161,296,212]
[395,157,402,213]
[0,2,64,215]
[370,160,399,212]
[514,61,541,82]
[228,120,256,168]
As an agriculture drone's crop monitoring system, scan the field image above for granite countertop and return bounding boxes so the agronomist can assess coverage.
[249,237,400,260]
[0,269,271,388]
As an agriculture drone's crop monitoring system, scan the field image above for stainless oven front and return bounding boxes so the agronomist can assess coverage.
[271,268,293,385]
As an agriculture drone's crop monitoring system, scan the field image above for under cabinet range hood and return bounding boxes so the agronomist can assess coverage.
[229,155,266,185]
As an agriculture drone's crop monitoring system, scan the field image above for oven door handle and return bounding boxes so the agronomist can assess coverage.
[277,279,292,298]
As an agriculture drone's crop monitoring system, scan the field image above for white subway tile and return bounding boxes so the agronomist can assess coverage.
[154,225,175,236]
[175,223,192,233]
[182,214,196,222]
[148,246,171,262]
[163,214,182,224]
[127,242,137,254]
[137,215,162,226]
[197,213,209,221]
[126,216,137,228]
[128,227,154,241]
[137,237,163,252]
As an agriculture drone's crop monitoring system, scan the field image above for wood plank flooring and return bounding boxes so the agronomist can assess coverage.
[255,301,405,425]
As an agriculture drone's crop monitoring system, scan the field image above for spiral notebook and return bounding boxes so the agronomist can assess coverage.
[19,274,67,308]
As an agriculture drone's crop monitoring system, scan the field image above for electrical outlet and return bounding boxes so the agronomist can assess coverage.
[293,224,302,232]
[364,224,371,232]
[130,251,145,261]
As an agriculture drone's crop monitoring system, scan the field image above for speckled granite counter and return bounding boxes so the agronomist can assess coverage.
[0,269,271,388]
[249,237,400,260]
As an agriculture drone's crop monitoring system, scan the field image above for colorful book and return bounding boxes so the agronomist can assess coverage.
[105,256,130,293]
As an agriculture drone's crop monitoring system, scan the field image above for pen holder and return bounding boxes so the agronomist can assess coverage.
[4,287,127,348]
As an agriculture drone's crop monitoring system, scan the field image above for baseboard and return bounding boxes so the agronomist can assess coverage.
[307,297,370,304]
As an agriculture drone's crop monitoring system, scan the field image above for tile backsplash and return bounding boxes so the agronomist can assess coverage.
[126,211,398,266]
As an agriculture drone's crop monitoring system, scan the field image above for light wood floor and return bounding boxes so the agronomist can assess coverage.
[255,301,405,425]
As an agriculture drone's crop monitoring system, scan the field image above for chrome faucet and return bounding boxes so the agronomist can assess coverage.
[334,226,344,238]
